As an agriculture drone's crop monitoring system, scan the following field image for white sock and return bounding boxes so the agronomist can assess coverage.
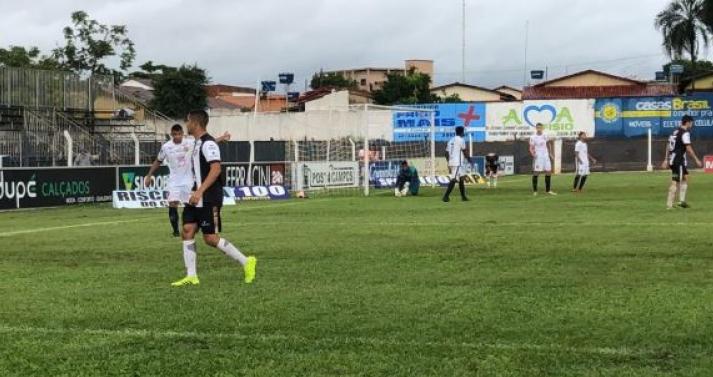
[680,182,688,202]
[183,240,197,277]
[667,182,678,208]
[493,177,498,188]
[217,238,247,265]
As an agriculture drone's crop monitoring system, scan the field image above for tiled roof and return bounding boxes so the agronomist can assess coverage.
[522,84,677,100]
[205,84,255,97]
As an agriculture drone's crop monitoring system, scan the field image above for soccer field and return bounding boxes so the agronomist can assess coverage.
[1,172,712,377]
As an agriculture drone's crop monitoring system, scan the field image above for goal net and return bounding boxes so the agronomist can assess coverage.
[286,104,437,197]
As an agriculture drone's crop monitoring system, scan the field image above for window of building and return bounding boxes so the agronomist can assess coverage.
[360,79,367,86]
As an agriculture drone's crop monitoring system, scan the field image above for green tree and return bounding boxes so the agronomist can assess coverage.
[0,45,60,69]
[663,58,713,78]
[150,65,208,118]
[129,61,175,80]
[655,0,709,71]
[52,11,136,76]
[372,69,438,105]
[438,93,463,103]
[310,71,357,90]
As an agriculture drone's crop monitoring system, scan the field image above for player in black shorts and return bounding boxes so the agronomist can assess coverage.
[661,115,702,209]
[171,110,257,287]
[485,153,499,188]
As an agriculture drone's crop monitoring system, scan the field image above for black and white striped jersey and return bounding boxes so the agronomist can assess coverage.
[191,133,224,206]
[668,127,691,166]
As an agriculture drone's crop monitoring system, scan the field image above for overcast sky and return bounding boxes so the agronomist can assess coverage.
[1,0,703,90]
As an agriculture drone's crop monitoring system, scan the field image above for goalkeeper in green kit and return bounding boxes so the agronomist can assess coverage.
[394,160,420,197]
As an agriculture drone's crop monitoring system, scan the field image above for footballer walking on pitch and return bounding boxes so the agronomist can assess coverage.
[573,132,597,192]
[530,123,556,196]
[485,152,499,188]
[662,115,702,209]
[171,110,257,287]
[145,124,230,237]
[443,126,470,202]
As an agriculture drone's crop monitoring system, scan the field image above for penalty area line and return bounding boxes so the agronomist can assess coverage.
[0,219,141,238]
[0,325,657,357]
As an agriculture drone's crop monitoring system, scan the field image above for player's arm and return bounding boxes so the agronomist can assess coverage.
[661,146,670,169]
[686,144,703,167]
[215,131,231,143]
[529,140,535,157]
[144,159,162,185]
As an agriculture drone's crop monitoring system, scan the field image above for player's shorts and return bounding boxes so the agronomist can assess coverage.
[183,204,222,234]
[533,154,552,173]
[449,166,466,180]
[486,164,499,175]
[167,184,191,203]
[576,163,590,176]
[670,163,689,182]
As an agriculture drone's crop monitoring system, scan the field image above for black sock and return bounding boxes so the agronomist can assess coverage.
[532,175,538,192]
[168,207,179,233]
[443,180,456,199]
[545,175,552,192]
[573,175,581,190]
[578,175,588,190]
[458,178,467,199]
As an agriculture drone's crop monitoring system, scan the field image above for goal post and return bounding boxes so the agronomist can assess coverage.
[285,104,438,197]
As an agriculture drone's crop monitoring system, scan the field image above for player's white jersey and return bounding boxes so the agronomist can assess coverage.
[158,138,195,187]
[574,141,588,165]
[529,133,549,157]
[446,135,466,167]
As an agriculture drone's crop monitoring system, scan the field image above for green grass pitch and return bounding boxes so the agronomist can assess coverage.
[1,172,713,376]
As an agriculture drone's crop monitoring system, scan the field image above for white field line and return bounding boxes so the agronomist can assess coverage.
[0,324,656,357]
[0,219,141,238]
[233,221,713,227]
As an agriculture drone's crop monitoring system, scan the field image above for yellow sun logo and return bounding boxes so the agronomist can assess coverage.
[601,103,620,123]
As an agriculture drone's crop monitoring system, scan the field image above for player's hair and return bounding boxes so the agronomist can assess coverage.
[578,131,586,138]
[682,115,694,125]
[187,110,209,128]
[536,123,544,127]
[170,124,183,133]
[401,160,408,166]
[455,126,465,136]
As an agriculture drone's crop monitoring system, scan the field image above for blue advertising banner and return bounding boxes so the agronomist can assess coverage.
[595,94,713,138]
[393,103,486,142]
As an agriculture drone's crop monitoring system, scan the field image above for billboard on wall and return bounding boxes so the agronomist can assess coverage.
[485,100,595,141]
[1,167,115,210]
[595,94,713,138]
[392,103,486,142]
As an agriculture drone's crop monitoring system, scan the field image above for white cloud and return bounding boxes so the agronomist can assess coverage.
[0,0,693,90]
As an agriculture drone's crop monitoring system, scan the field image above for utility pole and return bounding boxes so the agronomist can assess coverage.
[523,20,529,87]
[462,0,466,83]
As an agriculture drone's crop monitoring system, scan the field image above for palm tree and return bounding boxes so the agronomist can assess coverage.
[655,0,709,72]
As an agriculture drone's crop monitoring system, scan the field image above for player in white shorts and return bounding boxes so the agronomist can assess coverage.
[573,131,597,192]
[145,124,230,236]
[529,123,556,196]
[443,126,471,202]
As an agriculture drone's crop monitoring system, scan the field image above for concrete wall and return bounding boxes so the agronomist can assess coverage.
[206,109,394,142]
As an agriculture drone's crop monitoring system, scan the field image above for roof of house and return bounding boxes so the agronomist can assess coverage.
[493,85,522,93]
[430,82,516,100]
[297,87,372,104]
[121,87,155,103]
[522,69,678,99]
[531,69,644,88]
[122,77,154,85]
[207,97,244,110]
[205,84,255,97]
[523,84,677,99]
